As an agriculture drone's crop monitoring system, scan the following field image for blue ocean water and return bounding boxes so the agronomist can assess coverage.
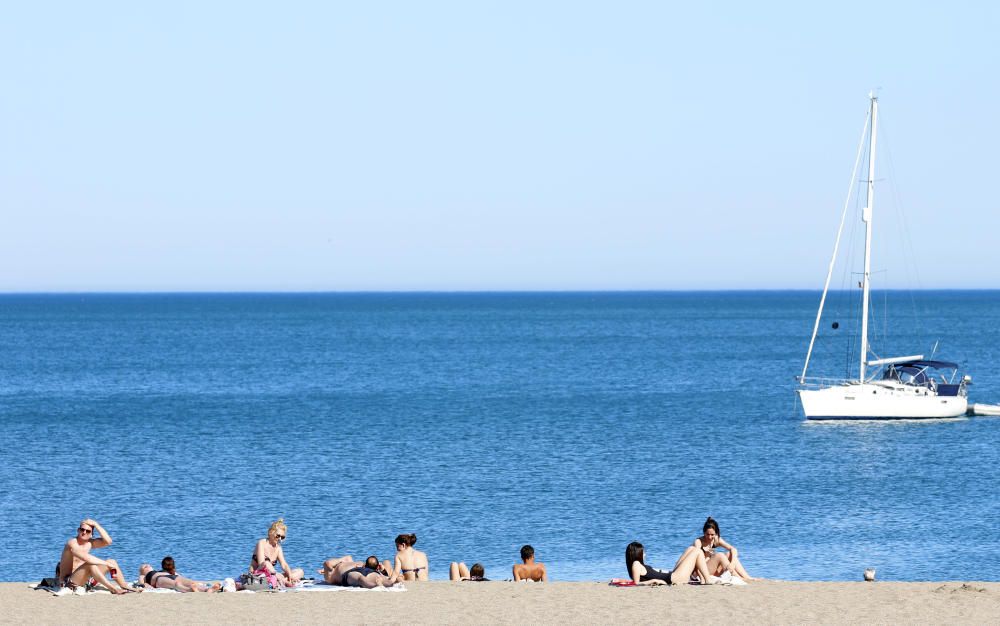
[1,292,999,583]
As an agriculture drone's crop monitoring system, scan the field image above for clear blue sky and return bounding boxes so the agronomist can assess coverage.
[2,1,997,291]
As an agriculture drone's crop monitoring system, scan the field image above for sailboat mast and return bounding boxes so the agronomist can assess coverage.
[859,94,878,383]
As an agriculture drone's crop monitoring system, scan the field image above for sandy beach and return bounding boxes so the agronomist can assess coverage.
[5,580,999,625]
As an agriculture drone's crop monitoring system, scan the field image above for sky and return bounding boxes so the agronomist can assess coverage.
[1,1,998,291]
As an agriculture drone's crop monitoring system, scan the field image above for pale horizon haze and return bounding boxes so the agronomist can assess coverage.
[2,1,997,291]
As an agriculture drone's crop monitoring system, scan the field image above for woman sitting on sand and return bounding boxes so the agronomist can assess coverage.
[617,541,715,586]
[690,517,754,581]
[450,562,488,581]
[249,519,304,589]
[139,558,220,592]
[319,555,402,588]
[393,534,429,581]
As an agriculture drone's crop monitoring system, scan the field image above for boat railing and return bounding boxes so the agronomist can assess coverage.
[796,376,855,388]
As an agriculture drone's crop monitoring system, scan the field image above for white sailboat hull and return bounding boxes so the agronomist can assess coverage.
[798,383,967,420]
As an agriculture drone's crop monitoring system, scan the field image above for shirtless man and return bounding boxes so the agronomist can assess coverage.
[512,545,548,582]
[56,519,135,594]
[318,555,402,588]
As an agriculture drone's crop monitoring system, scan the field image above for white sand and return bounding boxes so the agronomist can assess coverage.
[5,580,1000,625]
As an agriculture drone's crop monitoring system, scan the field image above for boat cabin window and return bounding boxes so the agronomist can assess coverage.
[883,365,930,386]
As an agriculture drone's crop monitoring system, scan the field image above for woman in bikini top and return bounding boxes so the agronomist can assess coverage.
[249,519,304,588]
[142,567,176,586]
[138,563,220,592]
[693,517,755,581]
[392,533,429,581]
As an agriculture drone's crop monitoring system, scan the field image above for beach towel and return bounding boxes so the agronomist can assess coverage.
[716,571,747,586]
[29,583,141,596]
[609,580,636,587]
[286,582,406,593]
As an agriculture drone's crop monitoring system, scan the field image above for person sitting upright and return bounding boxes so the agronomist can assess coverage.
[56,518,137,593]
[393,533,429,581]
[249,519,304,589]
[512,544,548,582]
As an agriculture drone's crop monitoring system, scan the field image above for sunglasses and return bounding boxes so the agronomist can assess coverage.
[275,534,286,541]
[78,527,92,534]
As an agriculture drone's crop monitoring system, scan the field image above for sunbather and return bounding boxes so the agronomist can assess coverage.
[450,562,488,581]
[512,545,548,582]
[690,517,755,581]
[249,519,304,588]
[620,541,714,586]
[393,534,429,581]
[56,519,139,594]
[138,559,220,592]
[319,555,402,588]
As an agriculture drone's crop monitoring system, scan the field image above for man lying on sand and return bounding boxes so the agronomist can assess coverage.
[513,545,547,582]
[56,519,138,594]
[319,555,403,588]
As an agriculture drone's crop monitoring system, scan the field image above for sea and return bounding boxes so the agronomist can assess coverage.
[1,292,999,583]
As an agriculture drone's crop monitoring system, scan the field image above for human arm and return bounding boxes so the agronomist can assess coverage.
[513,564,523,581]
[276,546,302,583]
[254,540,277,574]
[85,519,113,548]
[276,547,291,576]
[540,565,548,582]
[67,540,107,566]
[394,554,403,577]
[717,537,737,571]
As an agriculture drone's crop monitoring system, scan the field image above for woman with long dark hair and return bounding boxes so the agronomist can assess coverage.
[690,517,754,581]
[623,541,714,586]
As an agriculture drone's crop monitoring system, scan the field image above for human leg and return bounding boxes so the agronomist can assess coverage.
[670,548,714,585]
[320,556,352,584]
[450,562,470,581]
[671,546,699,570]
[69,562,124,594]
[707,552,730,576]
[345,571,381,588]
[729,553,754,580]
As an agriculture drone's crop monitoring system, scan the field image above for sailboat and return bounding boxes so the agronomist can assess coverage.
[796,94,970,420]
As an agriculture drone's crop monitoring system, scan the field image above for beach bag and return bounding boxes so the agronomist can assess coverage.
[239,570,271,590]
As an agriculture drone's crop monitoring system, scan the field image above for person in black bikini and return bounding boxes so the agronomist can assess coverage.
[622,541,715,586]
[138,560,220,592]
[249,519,303,588]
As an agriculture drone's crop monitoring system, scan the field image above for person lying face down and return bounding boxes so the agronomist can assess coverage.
[512,545,547,582]
[318,555,403,588]
[138,560,220,592]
